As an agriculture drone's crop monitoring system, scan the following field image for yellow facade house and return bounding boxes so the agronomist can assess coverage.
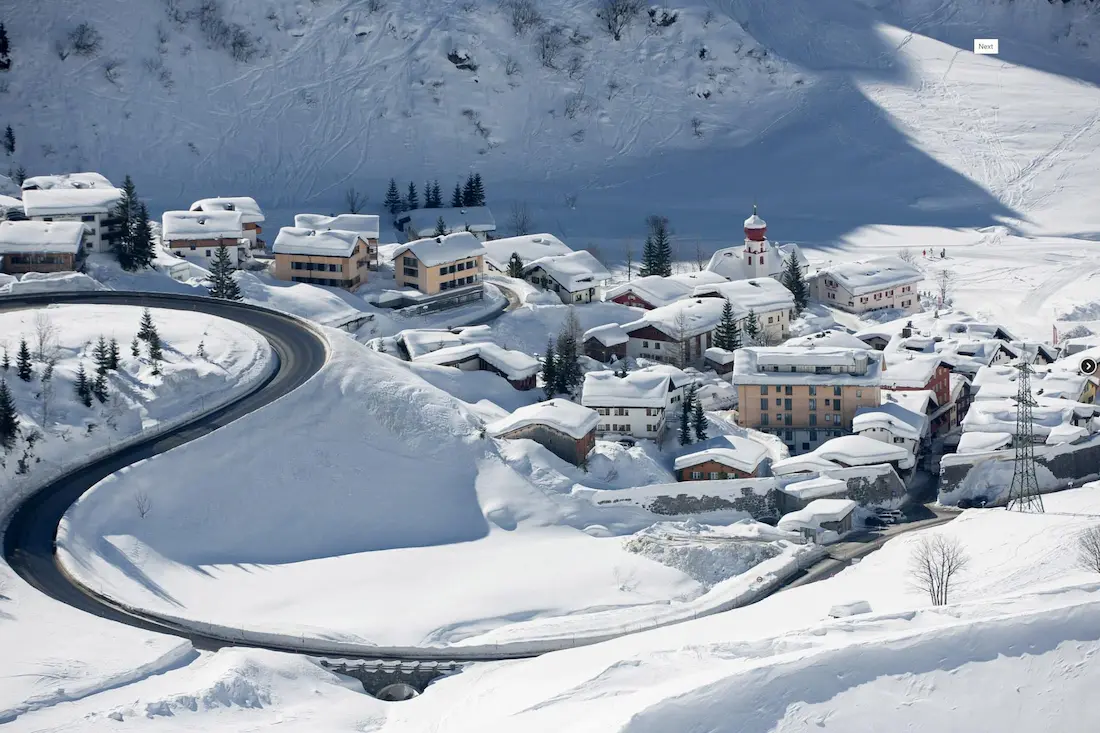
[392,232,487,296]
[272,227,369,290]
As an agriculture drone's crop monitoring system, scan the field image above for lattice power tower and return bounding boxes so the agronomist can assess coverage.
[1006,359,1044,513]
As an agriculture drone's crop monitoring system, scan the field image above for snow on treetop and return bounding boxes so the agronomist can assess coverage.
[413,341,540,379]
[22,187,123,217]
[162,210,245,241]
[487,398,600,441]
[21,171,113,190]
[693,277,795,313]
[190,196,265,223]
[392,231,487,267]
[522,250,610,291]
[272,227,363,257]
[853,400,928,440]
[481,233,572,271]
[581,370,672,408]
[623,298,729,340]
[816,256,923,296]
[0,220,84,254]
[294,213,379,239]
[583,322,628,347]
[399,206,496,238]
[606,272,726,309]
[780,476,849,501]
[733,346,882,386]
[673,434,770,474]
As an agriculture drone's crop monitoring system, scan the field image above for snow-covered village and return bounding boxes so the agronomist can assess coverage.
[3,0,1100,731]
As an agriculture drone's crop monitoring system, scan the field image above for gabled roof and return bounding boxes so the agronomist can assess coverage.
[522,250,610,292]
[811,434,913,468]
[413,342,540,379]
[391,231,487,267]
[190,197,265,224]
[778,499,857,531]
[272,227,362,257]
[161,210,245,241]
[21,172,113,190]
[785,330,870,350]
[853,399,928,441]
[693,277,795,313]
[294,213,378,239]
[397,327,494,359]
[605,272,727,308]
[0,220,84,254]
[780,477,849,501]
[398,206,496,236]
[880,352,947,388]
[583,323,629,347]
[581,370,671,408]
[622,298,728,340]
[487,399,600,440]
[704,347,737,366]
[481,233,572,271]
[673,434,769,473]
[23,187,123,217]
[816,256,923,296]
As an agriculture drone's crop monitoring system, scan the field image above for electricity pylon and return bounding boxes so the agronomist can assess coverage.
[1006,359,1044,513]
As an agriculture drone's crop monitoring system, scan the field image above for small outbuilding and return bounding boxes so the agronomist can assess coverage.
[777,498,857,543]
[487,398,600,466]
[413,342,540,390]
[673,434,770,481]
[583,323,629,363]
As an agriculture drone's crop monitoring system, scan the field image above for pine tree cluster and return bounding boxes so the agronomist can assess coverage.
[384,174,486,216]
[781,253,808,316]
[678,384,707,446]
[640,215,673,277]
[2,125,13,155]
[541,309,583,398]
[0,378,17,449]
[111,175,155,271]
[714,299,742,351]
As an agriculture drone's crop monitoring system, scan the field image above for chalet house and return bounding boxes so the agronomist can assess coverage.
[295,214,380,269]
[775,477,850,514]
[487,399,600,466]
[673,434,770,481]
[522,250,610,304]
[392,232,486,296]
[852,396,930,458]
[605,271,727,310]
[622,298,728,369]
[772,434,915,474]
[413,342,540,390]
[733,346,883,454]
[191,197,266,251]
[396,326,494,360]
[778,499,857,542]
[272,227,370,290]
[0,220,84,275]
[162,210,248,269]
[581,370,679,442]
[809,257,922,315]
[583,323,629,363]
[693,277,796,344]
[704,347,737,377]
[705,206,808,283]
[880,352,955,433]
[22,185,123,254]
[482,233,572,273]
[395,206,496,242]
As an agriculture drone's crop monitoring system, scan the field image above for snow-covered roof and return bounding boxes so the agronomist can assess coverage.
[523,250,610,292]
[481,233,572,271]
[22,187,123,217]
[21,172,113,190]
[487,398,600,441]
[397,327,494,360]
[813,434,913,468]
[693,277,795,313]
[1046,423,1088,445]
[971,364,1089,402]
[413,342,540,379]
[399,206,496,237]
[0,194,22,212]
[162,210,245,242]
[605,272,727,309]
[880,352,946,388]
[623,298,729,340]
[294,214,379,239]
[784,330,870,350]
[853,399,928,441]
[633,363,697,390]
[778,499,857,531]
[705,243,806,281]
[673,434,769,473]
[581,370,671,408]
[583,323,629,347]
[885,388,939,414]
[272,227,364,257]
[391,232,487,267]
[732,346,882,387]
[704,347,737,366]
[771,455,842,476]
[190,197,265,224]
[781,477,849,501]
[816,256,923,296]
[962,398,1089,437]
[956,431,1012,454]
[0,220,84,254]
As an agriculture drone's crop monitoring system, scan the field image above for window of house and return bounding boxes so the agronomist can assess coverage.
[760,398,768,410]
[834,413,841,424]
[761,414,769,426]
[893,437,905,444]
[775,398,781,407]
[691,471,703,480]
[802,442,810,451]
[654,342,661,350]
[761,386,768,395]
[809,414,817,426]
[809,385,816,396]
[759,256,764,264]
[642,340,649,348]
[81,214,95,222]
[205,250,212,257]
[404,256,418,267]
[809,399,816,410]
[448,265,457,274]
[784,398,792,410]
[575,294,583,302]
[826,414,833,423]
[834,386,842,396]
[457,262,466,271]
[767,316,773,324]
[439,267,447,276]
[856,389,863,398]
[615,407,627,416]
[825,398,831,407]
[785,385,793,396]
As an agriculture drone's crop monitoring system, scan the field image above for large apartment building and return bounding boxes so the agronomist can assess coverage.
[733,346,883,454]
[392,232,486,295]
[272,227,370,290]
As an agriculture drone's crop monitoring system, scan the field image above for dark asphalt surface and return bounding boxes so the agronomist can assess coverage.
[1,292,328,653]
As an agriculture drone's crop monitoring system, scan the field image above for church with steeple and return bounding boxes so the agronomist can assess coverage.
[705,204,808,283]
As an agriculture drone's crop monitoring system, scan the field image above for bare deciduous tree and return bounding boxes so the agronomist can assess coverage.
[566,54,584,80]
[694,243,706,272]
[344,187,365,213]
[1077,525,1100,573]
[500,0,543,35]
[69,22,103,57]
[562,305,583,343]
[597,0,643,41]
[606,78,622,100]
[34,313,59,364]
[625,246,634,281]
[135,490,152,519]
[935,269,954,305]
[897,247,916,265]
[535,26,566,68]
[674,309,691,368]
[909,534,968,606]
[690,116,703,137]
[509,201,534,236]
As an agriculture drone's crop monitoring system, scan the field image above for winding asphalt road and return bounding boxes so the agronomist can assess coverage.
[1,292,328,653]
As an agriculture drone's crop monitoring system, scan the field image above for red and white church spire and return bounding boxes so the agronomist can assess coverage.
[742,203,773,278]
[744,203,767,242]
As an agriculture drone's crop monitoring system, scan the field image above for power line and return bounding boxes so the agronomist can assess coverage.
[1006,359,1043,513]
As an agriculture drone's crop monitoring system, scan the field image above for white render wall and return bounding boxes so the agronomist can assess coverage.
[591,405,668,441]
[812,276,920,315]
[29,212,112,253]
[853,424,919,457]
[167,240,244,269]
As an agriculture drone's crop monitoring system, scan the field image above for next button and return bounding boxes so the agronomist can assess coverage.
[974,39,999,55]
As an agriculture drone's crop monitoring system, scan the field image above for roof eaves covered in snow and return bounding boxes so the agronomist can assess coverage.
[692,277,795,313]
[22,187,123,216]
[583,323,629,347]
[293,214,379,238]
[402,206,496,235]
[391,232,487,267]
[161,210,246,241]
[732,346,882,386]
[672,435,769,473]
[21,172,113,190]
[413,342,540,379]
[487,398,600,440]
[272,227,363,257]
[481,233,572,269]
[623,298,729,340]
[581,370,671,408]
[522,250,611,292]
[817,256,923,296]
[0,220,84,254]
[190,197,265,223]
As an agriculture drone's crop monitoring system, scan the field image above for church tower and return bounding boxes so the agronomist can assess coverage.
[742,204,772,278]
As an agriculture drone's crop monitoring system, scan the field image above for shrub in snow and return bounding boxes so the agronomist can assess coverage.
[500,0,543,36]
[648,7,678,28]
[1077,525,1100,574]
[68,23,103,57]
[534,26,566,68]
[597,0,643,41]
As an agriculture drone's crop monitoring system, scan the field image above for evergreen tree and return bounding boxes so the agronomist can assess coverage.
[541,339,557,399]
[148,333,163,376]
[1,346,8,371]
[2,125,13,155]
[433,216,448,237]
[781,252,808,315]
[639,233,657,277]
[744,308,761,344]
[471,173,485,206]
[0,22,11,71]
[130,202,154,270]
[130,337,140,357]
[646,215,673,277]
[678,388,693,446]
[461,174,475,207]
[93,335,110,375]
[383,178,403,215]
[208,244,242,300]
[108,338,121,370]
[450,182,463,208]
[430,180,442,208]
[138,308,156,341]
[91,370,108,403]
[110,175,139,270]
[553,327,582,396]
[16,338,31,382]
[0,379,17,450]
[691,386,708,442]
[405,181,419,210]
[423,180,433,208]
[74,363,92,407]
[715,299,742,351]
[507,252,525,279]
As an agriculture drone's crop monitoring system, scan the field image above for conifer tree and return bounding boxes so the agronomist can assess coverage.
[461,174,475,207]
[93,336,110,375]
[646,215,673,277]
[691,385,708,442]
[0,22,11,71]
[430,180,442,208]
[384,178,403,215]
[639,232,657,278]
[130,202,155,270]
[130,337,140,357]
[451,182,463,208]
[148,333,163,376]
[110,175,139,270]
[679,388,693,446]
[471,173,485,206]
[2,125,13,155]
[405,181,419,210]
[715,299,742,351]
[16,338,32,382]
[541,339,557,399]
[208,244,242,300]
[108,338,121,370]
[781,252,808,315]
[553,323,582,395]
[744,308,761,344]
[74,363,92,407]
[433,216,448,237]
[138,308,156,341]
[1,346,8,371]
[507,252,525,279]
[0,379,17,450]
[91,370,108,403]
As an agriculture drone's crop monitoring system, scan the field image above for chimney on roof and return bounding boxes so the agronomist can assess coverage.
[901,321,913,338]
